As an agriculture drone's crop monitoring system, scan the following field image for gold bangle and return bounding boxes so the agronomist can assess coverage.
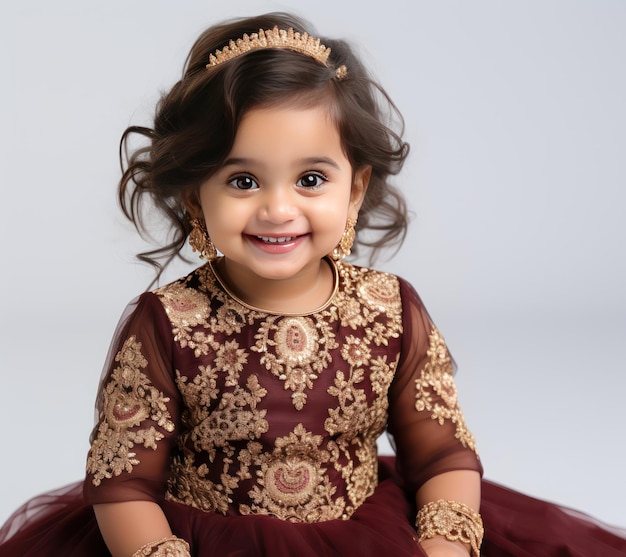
[416,499,484,557]
[132,535,191,557]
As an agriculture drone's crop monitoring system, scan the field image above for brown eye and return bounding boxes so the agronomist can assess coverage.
[297,172,326,189]
[229,175,258,190]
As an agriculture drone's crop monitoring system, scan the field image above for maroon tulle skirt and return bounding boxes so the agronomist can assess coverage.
[1,458,625,557]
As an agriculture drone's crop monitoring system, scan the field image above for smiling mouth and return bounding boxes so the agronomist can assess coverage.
[256,235,297,244]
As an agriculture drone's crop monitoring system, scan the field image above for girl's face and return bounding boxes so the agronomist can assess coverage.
[196,104,369,292]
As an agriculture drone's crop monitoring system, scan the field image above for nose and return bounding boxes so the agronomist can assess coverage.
[258,185,298,224]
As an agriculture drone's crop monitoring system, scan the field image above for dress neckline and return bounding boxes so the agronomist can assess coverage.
[207,257,340,316]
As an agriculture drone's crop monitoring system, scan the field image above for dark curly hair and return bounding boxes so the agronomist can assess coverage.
[119,12,410,282]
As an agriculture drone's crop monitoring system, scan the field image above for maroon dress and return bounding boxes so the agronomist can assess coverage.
[0,260,624,556]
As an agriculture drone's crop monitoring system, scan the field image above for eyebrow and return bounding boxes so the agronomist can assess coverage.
[222,157,342,170]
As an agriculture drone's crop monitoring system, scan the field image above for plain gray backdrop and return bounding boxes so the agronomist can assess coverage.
[1,0,625,527]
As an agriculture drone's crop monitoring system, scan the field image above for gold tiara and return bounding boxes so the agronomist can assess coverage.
[206,26,347,78]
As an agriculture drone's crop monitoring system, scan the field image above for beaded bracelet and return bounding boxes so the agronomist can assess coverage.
[131,535,191,557]
[416,499,484,557]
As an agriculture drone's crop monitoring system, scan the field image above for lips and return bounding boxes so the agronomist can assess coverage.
[246,233,308,254]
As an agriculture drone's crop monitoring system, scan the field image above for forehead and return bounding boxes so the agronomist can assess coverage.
[230,105,344,162]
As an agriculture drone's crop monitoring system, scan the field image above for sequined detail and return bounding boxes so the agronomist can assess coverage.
[87,336,175,486]
[415,329,478,454]
[132,535,191,557]
[167,371,269,514]
[150,261,404,520]
[85,256,483,524]
[359,273,402,314]
[241,424,345,522]
[253,315,337,410]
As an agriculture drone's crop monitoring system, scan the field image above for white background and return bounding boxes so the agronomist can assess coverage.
[1,0,625,528]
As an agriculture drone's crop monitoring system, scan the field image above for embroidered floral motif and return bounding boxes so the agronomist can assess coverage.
[241,424,345,522]
[324,352,399,508]
[340,335,371,367]
[196,264,262,334]
[168,373,269,512]
[366,354,398,437]
[252,315,338,410]
[176,372,268,456]
[415,328,478,454]
[214,340,248,386]
[157,282,210,336]
[156,276,258,356]
[87,336,175,486]
[152,261,406,521]
[167,453,232,514]
[359,273,402,314]
[326,368,368,435]
[333,264,403,345]
[275,317,318,365]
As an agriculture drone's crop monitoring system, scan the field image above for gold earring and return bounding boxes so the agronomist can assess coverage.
[189,218,217,261]
[331,218,356,261]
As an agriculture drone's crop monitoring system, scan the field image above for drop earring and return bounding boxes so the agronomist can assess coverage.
[189,218,217,261]
[331,218,356,261]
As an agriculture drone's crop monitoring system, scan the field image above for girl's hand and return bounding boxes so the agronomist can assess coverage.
[419,537,472,557]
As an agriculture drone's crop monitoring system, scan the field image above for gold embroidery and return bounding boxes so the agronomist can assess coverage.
[368,354,399,431]
[340,335,371,367]
[87,336,175,486]
[156,275,258,356]
[214,340,248,386]
[334,264,403,344]
[157,282,210,340]
[324,354,399,508]
[359,273,402,314]
[167,453,231,514]
[274,317,318,365]
[153,261,404,521]
[252,315,338,410]
[241,424,345,522]
[326,368,368,435]
[325,367,377,510]
[167,373,269,512]
[415,329,478,454]
[196,264,263,334]
[321,265,402,510]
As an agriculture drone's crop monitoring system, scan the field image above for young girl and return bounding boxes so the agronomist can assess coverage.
[0,11,624,557]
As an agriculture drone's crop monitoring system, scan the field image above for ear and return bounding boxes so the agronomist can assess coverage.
[183,188,203,220]
[349,165,371,219]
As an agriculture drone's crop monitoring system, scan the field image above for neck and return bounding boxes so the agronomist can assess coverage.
[212,257,337,314]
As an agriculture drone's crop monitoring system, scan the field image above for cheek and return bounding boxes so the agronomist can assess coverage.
[200,196,247,233]
[313,192,352,232]
[313,206,349,241]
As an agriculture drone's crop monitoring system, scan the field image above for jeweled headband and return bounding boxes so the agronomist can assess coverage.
[206,26,348,79]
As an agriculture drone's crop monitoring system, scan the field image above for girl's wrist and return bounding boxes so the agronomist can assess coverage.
[419,536,472,557]
[416,499,483,557]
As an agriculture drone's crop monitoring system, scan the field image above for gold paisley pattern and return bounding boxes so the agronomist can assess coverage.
[415,328,478,454]
[88,260,478,523]
[87,336,175,486]
[152,261,406,520]
[252,315,337,410]
[241,424,344,522]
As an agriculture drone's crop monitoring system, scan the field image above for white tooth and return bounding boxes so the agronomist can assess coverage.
[258,236,293,243]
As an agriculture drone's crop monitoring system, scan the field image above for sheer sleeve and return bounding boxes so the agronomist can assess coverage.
[387,279,482,494]
[83,292,182,505]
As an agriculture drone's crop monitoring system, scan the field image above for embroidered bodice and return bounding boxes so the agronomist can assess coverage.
[84,261,480,523]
